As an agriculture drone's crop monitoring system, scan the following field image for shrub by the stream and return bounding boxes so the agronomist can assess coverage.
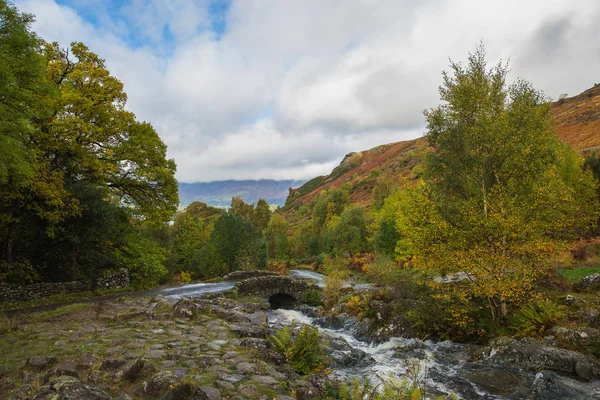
[345,294,369,318]
[510,299,566,337]
[269,325,325,374]
[300,289,323,307]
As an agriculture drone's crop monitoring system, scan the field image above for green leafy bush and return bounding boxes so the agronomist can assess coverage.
[301,289,323,307]
[0,260,39,284]
[269,325,325,374]
[510,299,566,337]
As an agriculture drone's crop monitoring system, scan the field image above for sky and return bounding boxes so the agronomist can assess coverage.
[15,0,600,183]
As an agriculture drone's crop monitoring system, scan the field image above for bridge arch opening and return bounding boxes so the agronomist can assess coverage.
[269,293,297,310]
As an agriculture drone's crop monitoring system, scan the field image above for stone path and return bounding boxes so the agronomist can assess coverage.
[0,295,323,399]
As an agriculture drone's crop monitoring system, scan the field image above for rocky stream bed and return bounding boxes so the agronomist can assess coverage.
[0,272,599,399]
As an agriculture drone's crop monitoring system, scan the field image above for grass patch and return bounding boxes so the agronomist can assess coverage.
[557,266,600,282]
[26,303,92,323]
[0,303,92,334]
[0,286,135,311]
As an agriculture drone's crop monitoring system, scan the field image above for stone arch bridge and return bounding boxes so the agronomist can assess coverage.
[234,275,318,309]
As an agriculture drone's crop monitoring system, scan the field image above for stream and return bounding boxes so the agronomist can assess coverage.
[268,308,494,399]
[155,273,484,397]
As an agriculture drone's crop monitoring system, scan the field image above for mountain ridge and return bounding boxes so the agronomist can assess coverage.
[179,179,305,208]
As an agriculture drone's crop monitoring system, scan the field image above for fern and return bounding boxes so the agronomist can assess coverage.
[269,325,293,354]
[269,324,325,374]
[511,299,566,337]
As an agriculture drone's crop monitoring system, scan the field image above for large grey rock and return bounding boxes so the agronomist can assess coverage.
[27,356,57,372]
[530,370,600,400]
[212,308,249,323]
[580,273,600,288]
[159,382,192,400]
[323,333,374,368]
[100,358,126,371]
[230,323,266,338]
[295,381,320,400]
[32,376,111,400]
[460,366,533,398]
[142,371,178,399]
[251,375,280,387]
[173,298,198,318]
[237,383,260,398]
[194,386,222,400]
[43,361,78,383]
[240,338,286,365]
[481,338,600,380]
[122,358,154,381]
[547,326,600,349]
[236,362,258,374]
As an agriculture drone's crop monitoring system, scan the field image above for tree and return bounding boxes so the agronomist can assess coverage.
[41,42,178,226]
[325,206,370,256]
[230,196,254,221]
[2,40,178,263]
[0,3,178,285]
[290,221,314,259]
[312,188,350,232]
[371,177,395,211]
[114,231,168,288]
[404,44,598,322]
[0,0,46,185]
[374,190,402,257]
[170,206,213,272]
[208,213,267,272]
[252,198,271,231]
[266,214,290,260]
[0,1,64,263]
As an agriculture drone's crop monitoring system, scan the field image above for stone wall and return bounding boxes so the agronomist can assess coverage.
[0,268,129,303]
[96,268,129,290]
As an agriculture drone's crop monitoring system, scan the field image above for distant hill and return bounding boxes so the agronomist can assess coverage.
[179,180,305,208]
[552,83,600,153]
[282,84,600,219]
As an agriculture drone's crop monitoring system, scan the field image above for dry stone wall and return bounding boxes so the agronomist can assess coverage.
[0,268,129,302]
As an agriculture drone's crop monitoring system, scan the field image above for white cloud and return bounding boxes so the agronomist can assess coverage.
[15,0,600,182]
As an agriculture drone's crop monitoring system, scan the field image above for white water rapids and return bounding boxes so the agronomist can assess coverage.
[269,309,498,399]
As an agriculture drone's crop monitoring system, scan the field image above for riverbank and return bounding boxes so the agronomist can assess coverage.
[2,269,600,399]
[2,283,600,399]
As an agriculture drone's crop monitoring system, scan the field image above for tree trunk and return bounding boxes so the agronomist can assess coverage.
[488,296,508,322]
[499,298,507,319]
[69,244,78,280]
[4,221,15,263]
[488,297,497,321]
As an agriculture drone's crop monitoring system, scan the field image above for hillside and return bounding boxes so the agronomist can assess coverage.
[283,138,424,215]
[283,84,600,216]
[552,83,600,152]
[179,179,305,208]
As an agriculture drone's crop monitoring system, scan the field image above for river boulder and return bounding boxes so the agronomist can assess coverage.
[480,337,600,380]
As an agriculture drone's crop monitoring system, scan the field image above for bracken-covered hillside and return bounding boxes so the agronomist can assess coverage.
[283,84,600,217]
[552,83,600,153]
[282,138,424,216]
